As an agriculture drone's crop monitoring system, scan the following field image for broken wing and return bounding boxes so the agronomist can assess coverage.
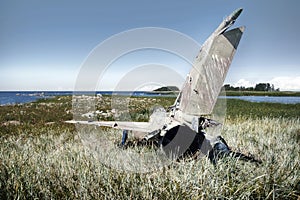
[66,120,156,133]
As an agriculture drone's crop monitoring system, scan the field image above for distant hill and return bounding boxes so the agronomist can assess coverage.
[153,86,180,92]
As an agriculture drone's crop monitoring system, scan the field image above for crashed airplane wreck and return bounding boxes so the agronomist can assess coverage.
[67,8,261,165]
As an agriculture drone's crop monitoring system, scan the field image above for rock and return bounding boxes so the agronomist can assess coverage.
[2,120,21,126]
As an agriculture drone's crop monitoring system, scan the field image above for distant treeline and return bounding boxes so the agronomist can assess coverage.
[224,83,280,92]
[153,86,180,92]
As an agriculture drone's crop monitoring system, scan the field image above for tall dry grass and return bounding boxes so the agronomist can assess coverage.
[1,116,299,199]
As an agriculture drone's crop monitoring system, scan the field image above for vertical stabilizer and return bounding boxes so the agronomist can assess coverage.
[178,26,245,116]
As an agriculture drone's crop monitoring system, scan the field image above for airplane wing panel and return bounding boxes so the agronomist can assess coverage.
[66,120,154,133]
[179,26,245,116]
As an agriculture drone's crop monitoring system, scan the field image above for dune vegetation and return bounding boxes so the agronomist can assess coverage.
[0,95,299,199]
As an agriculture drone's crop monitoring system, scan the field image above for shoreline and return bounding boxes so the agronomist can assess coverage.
[1,91,300,106]
[1,90,300,96]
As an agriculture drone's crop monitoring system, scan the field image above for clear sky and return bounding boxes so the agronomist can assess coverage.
[1,0,299,91]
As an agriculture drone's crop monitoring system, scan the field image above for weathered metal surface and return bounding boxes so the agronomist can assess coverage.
[66,120,154,132]
[179,26,244,115]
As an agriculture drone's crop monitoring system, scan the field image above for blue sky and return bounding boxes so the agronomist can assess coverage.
[1,0,299,91]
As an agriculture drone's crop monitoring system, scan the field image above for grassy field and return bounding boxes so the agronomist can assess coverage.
[225,90,300,96]
[0,96,299,199]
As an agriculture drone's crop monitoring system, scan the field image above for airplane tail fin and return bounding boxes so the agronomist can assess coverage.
[178,26,245,116]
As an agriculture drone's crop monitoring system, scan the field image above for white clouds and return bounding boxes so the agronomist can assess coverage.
[269,76,300,91]
[232,79,255,88]
[232,77,300,91]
